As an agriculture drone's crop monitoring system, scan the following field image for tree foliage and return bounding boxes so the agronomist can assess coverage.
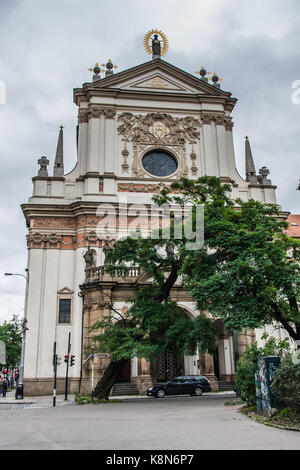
[272,356,300,410]
[88,289,216,364]
[0,315,22,369]
[155,177,300,341]
[88,176,300,398]
[235,334,291,406]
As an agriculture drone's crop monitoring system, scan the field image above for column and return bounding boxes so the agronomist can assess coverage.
[87,106,101,173]
[201,114,218,176]
[199,352,218,391]
[215,117,229,177]
[225,121,239,180]
[136,358,153,395]
[77,108,89,176]
[103,108,116,194]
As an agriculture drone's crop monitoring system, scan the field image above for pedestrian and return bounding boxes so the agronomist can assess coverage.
[2,377,8,397]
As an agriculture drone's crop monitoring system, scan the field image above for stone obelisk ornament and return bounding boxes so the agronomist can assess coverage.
[144,29,168,59]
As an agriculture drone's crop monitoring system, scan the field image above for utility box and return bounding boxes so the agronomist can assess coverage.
[257,356,281,416]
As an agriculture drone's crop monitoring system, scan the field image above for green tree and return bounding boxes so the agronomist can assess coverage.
[87,236,217,400]
[89,176,300,399]
[0,315,22,370]
[155,177,300,341]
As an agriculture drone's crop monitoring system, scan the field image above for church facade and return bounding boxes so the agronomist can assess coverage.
[22,36,284,395]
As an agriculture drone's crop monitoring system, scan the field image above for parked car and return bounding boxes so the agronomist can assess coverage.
[147,375,211,398]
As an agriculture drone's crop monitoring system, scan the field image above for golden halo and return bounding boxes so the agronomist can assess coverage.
[143,29,169,56]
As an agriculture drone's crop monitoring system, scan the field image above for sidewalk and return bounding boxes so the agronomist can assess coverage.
[0,389,236,405]
[0,390,75,406]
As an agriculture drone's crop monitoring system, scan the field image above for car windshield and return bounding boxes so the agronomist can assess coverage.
[168,377,188,384]
[167,379,180,384]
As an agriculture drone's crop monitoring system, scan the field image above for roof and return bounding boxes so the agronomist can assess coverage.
[285,214,300,238]
[73,58,237,110]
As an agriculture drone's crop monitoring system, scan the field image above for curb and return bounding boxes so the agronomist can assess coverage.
[240,409,300,433]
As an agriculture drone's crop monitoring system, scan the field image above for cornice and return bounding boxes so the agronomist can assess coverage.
[248,184,277,190]
[75,87,237,112]
[32,176,65,182]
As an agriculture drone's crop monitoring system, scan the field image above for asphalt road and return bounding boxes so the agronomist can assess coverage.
[0,395,299,450]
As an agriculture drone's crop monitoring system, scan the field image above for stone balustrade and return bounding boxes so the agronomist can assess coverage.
[85,265,141,282]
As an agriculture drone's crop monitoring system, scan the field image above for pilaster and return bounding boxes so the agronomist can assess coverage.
[216,122,229,177]
[87,107,101,173]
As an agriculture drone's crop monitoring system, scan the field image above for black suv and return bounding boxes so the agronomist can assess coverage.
[146,375,211,398]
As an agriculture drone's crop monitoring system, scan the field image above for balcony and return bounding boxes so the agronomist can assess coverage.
[85,265,141,282]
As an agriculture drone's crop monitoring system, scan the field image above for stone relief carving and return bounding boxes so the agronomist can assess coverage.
[224,117,234,131]
[190,147,198,176]
[200,112,234,131]
[121,142,129,173]
[83,231,99,246]
[88,106,102,119]
[33,217,76,229]
[103,108,116,119]
[117,112,199,178]
[118,182,181,193]
[78,109,89,123]
[117,112,201,145]
[77,105,118,122]
[26,232,63,249]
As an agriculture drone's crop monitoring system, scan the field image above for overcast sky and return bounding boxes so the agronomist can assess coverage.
[0,0,299,323]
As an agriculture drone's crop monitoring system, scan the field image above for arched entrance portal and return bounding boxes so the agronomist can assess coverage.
[150,307,201,383]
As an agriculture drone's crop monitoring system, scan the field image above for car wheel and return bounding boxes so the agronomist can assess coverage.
[194,387,203,396]
[156,389,165,398]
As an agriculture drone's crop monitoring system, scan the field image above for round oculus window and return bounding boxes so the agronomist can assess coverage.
[142,150,178,177]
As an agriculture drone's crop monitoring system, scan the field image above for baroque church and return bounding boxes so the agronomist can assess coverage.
[21,31,286,396]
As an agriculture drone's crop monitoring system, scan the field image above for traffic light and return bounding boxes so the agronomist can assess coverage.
[70,355,75,366]
[64,355,69,364]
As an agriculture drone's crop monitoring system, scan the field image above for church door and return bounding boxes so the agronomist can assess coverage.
[116,360,131,383]
[152,352,184,382]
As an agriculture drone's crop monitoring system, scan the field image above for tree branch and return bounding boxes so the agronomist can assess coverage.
[272,302,299,340]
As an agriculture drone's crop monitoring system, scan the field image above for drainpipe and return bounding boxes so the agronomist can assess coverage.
[78,290,84,394]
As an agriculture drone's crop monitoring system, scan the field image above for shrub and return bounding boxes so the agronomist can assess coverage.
[236,334,290,406]
[74,393,92,405]
[236,343,261,406]
[271,357,300,411]
[74,393,122,404]
[279,407,293,417]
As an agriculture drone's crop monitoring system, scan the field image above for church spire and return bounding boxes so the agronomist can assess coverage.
[245,136,258,183]
[53,126,64,177]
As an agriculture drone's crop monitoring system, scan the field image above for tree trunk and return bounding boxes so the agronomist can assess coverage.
[94,359,127,400]
[272,302,300,341]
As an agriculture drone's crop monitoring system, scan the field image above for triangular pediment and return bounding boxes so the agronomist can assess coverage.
[82,59,233,98]
[131,74,185,91]
[57,287,74,295]
[118,72,199,93]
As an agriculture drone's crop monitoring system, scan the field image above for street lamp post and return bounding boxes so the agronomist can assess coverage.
[4,270,29,399]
